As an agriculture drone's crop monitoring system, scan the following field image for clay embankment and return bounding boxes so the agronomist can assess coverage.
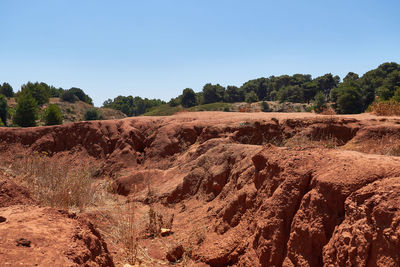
[1,112,400,266]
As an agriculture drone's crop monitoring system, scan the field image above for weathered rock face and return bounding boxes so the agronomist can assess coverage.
[323,177,400,266]
[1,112,400,266]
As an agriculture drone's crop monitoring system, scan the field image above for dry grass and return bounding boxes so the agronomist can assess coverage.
[147,207,174,238]
[113,202,140,265]
[370,101,400,116]
[285,133,343,149]
[10,152,97,211]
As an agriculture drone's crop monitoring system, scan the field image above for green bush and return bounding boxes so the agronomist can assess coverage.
[312,91,327,113]
[13,94,38,127]
[43,104,63,125]
[261,101,270,112]
[0,95,8,126]
[60,90,78,103]
[245,91,259,103]
[68,87,93,105]
[84,108,102,121]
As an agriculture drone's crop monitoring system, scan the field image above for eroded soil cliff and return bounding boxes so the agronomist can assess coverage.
[1,112,400,266]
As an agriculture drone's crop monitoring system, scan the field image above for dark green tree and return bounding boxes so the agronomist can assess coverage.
[60,90,78,102]
[103,95,164,116]
[343,72,359,83]
[278,85,304,103]
[336,87,363,114]
[312,91,327,113]
[13,93,38,127]
[68,87,93,105]
[314,73,338,99]
[43,104,63,125]
[224,86,244,102]
[0,95,8,126]
[168,97,180,107]
[392,87,400,102]
[202,83,225,104]
[0,83,14,97]
[49,86,64,97]
[245,91,259,103]
[181,88,197,108]
[20,82,50,106]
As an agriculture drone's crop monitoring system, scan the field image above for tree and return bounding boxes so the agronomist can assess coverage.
[84,108,102,120]
[392,87,400,102]
[202,83,225,104]
[336,87,363,114]
[20,82,50,106]
[13,94,38,127]
[278,85,304,103]
[377,86,392,101]
[60,90,78,102]
[49,86,63,97]
[103,95,165,116]
[0,95,8,126]
[168,97,180,107]
[181,88,197,108]
[312,91,326,113]
[102,99,113,107]
[314,73,338,99]
[68,87,93,105]
[343,72,359,83]
[245,91,259,103]
[0,83,14,97]
[224,86,244,102]
[43,104,63,125]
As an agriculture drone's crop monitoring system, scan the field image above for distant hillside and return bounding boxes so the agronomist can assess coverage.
[6,97,126,125]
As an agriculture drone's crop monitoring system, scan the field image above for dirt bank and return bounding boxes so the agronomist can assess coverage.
[0,112,400,266]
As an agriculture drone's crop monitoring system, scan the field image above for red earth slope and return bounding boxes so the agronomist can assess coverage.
[0,112,400,266]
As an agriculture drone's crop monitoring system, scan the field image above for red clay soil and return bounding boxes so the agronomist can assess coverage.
[1,112,400,266]
[0,177,113,266]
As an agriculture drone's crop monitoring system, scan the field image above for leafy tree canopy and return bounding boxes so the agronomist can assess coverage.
[0,82,14,97]
[181,88,197,108]
[19,82,50,106]
[202,83,225,104]
[13,93,39,127]
[43,104,63,125]
[0,95,8,126]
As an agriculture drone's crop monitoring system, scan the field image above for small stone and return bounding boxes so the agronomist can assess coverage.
[16,238,31,247]
[161,228,171,237]
[0,216,6,223]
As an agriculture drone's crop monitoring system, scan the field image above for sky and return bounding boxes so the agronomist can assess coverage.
[0,0,399,106]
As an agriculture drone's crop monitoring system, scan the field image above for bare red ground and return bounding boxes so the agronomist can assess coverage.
[1,112,400,266]
[0,178,113,266]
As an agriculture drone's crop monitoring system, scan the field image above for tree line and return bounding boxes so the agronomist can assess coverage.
[169,62,400,114]
[0,81,94,127]
[1,62,399,127]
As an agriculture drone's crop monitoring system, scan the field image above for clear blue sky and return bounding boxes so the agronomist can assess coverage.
[1,0,399,106]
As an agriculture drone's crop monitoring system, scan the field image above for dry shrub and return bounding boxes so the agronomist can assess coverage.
[147,207,174,238]
[11,152,96,211]
[113,202,139,265]
[238,106,251,112]
[320,107,337,115]
[370,101,400,116]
